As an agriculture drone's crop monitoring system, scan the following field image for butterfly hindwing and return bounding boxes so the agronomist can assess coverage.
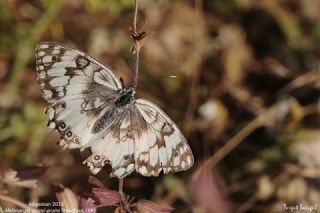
[133,99,194,176]
[83,110,135,178]
[83,99,195,178]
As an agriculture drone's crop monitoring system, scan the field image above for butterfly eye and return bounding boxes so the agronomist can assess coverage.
[66,130,73,139]
[60,121,66,129]
[93,154,101,162]
[174,151,179,157]
[123,155,129,160]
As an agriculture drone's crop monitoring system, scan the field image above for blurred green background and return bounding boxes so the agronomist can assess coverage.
[0,0,320,212]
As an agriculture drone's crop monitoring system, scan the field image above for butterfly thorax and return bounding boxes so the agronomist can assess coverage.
[92,87,135,134]
[114,87,135,108]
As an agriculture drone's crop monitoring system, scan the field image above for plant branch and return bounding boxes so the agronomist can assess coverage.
[132,0,140,88]
[133,50,140,88]
[133,0,138,34]
[192,110,271,181]
[118,178,124,195]
[235,170,291,213]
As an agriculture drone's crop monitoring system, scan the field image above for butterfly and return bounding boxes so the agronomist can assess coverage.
[35,42,194,178]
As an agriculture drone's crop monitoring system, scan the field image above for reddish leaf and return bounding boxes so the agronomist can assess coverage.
[92,188,122,206]
[137,200,173,213]
[190,169,232,213]
[78,195,97,213]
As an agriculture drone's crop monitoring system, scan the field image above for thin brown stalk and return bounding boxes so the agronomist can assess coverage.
[133,0,138,34]
[119,178,124,195]
[132,0,140,88]
[184,0,204,135]
[116,2,140,208]
[277,70,319,96]
[133,50,140,88]
[235,171,291,213]
[192,110,270,181]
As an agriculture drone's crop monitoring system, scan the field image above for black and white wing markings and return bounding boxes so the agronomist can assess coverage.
[36,42,122,99]
[36,42,194,178]
[133,99,194,176]
[82,97,195,178]
[83,107,136,178]
[36,42,122,150]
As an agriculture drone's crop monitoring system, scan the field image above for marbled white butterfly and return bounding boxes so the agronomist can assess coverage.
[36,42,194,178]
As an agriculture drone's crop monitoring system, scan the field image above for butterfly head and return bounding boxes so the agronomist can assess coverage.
[124,87,135,96]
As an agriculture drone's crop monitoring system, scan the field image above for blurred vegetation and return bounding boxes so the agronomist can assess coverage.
[0,0,320,212]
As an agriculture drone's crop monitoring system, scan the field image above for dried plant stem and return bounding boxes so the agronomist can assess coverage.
[184,0,204,135]
[277,70,319,96]
[0,193,40,213]
[133,50,140,88]
[117,0,140,206]
[303,103,320,116]
[235,170,291,213]
[133,0,138,33]
[118,0,140,200]
[132,0,140,88]
[117,1,140,206]
[192,111,271,181]
[119,178,124,195]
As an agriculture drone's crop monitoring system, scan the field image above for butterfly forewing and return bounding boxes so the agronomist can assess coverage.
[36,42,121,150]
[36,42,194,178]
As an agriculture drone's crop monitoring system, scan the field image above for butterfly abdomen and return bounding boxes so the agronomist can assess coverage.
[92,88,134,134]
[92,109,115,134]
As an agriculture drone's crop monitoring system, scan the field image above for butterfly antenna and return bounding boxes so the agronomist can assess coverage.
[120,77,127,88]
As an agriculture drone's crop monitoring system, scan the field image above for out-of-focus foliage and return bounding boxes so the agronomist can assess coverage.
[85,0,133,15]
[0,0,320,212]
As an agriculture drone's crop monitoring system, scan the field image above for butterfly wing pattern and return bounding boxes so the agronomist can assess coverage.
[133,99,194,176]
[36,42,194,178]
